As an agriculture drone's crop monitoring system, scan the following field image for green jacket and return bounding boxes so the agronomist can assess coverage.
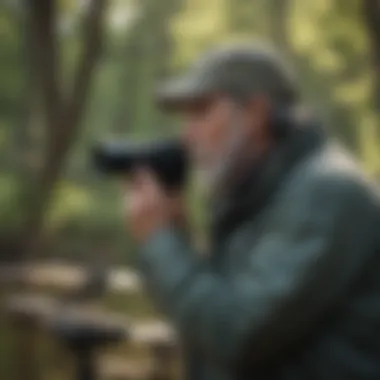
[138,124,380,380]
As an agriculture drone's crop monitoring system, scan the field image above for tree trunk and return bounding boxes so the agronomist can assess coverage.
[20,0,107,259]
[362,0,380,113]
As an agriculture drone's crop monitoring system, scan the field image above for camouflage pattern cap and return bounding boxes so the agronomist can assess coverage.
[156,41,298,109]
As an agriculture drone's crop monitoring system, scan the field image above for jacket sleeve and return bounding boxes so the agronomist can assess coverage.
[138,173,377,369]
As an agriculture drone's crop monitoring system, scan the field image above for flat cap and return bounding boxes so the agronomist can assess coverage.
[156,41,298,110]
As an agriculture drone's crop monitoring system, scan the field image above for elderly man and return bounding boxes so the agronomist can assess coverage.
[125,42,380,379]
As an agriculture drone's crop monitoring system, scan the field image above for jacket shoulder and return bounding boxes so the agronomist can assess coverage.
[276,143,380,223]
[293,143,376,200]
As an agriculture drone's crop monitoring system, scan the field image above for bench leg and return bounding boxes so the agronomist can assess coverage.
[74,348,97,380]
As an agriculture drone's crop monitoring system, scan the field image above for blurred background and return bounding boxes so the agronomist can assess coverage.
[0,0,380,379]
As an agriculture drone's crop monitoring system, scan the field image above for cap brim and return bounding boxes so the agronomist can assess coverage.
[155,74,211,111]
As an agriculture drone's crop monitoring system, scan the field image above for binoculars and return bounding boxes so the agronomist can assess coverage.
[92,139,189,190]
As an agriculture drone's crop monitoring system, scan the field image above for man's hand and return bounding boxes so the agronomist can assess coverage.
[125,168,186,243]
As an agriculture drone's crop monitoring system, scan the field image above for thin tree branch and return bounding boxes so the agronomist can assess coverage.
[62,0,107,137]
[27,0,61,136]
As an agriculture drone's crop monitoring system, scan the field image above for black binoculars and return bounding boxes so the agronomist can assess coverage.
[92,139,189,190]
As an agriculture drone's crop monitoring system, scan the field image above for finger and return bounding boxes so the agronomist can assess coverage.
[128,168,148,192]
[143,170,165,195]
[125,192,145,218]
[134,166,156,182]
[129,169,150,194]
[133,170,161,198]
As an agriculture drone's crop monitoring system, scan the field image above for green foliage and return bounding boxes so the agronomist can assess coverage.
[0,0,379,262]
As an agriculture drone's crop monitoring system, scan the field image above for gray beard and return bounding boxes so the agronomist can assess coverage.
[196,124,251,200]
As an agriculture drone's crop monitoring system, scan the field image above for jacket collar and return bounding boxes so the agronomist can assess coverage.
[210,120,326,244]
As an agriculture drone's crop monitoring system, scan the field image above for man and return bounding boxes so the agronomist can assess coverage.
[125,41,380,379]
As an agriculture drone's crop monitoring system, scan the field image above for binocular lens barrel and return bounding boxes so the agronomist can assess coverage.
[92,139,189,190]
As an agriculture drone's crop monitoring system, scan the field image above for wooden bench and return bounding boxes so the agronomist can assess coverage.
[0,261,142,294]
[5,294,178,380]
